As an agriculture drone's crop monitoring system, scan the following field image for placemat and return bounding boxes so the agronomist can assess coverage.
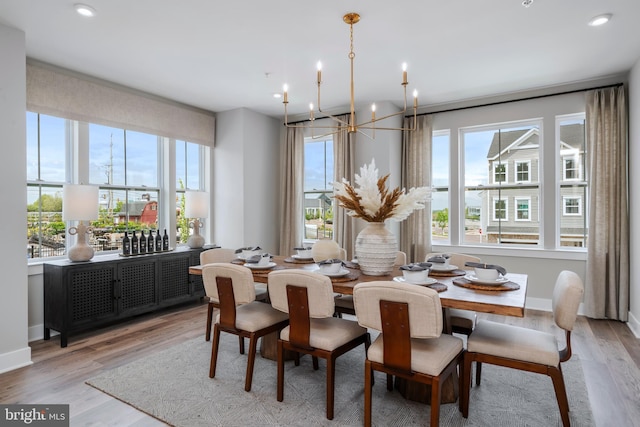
[429,268,467,277]
[248,265,288,275]
[283,257,315,264]
[453,277,520,291]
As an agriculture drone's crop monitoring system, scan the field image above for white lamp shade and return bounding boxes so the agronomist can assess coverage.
[185,190,209,218]
[62,184,99,221]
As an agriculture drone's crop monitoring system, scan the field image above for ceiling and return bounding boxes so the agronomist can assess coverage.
[1,0,639,118]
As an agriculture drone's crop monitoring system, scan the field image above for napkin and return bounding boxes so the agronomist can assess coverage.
[293,246,312,251]
[246,253,271,264]
[318,258,343,265]
[427,255,449,264]
[236,246,261,254]
[399,262,431,271]
[464,261,507,276]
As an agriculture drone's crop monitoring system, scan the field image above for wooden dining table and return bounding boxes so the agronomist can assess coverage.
[189,254,528,405]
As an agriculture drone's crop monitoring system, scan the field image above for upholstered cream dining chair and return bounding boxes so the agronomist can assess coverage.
[353,280,465,427]
[268,269,371,420]
[200,248,268,342]
[202,263,289,392]
[334,251,407,317]
[461,270,584,427]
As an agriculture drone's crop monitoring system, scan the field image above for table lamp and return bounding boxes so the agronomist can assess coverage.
[63,184,99,262]
[185,190,208,248]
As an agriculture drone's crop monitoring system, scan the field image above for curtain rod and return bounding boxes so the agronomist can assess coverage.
[409,82,624,118]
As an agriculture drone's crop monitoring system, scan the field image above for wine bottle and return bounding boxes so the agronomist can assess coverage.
[162,229,169,251]
[139,230,147,254]
[147,230,155,253]
[155,229,163,252]
[122,231,131,255]
[131,231,139,254]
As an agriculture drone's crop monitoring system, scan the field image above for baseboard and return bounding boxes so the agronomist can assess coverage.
[0,346,32,374]
[627,311,640,338]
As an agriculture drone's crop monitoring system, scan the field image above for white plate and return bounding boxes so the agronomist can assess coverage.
[244,262,276,269]
[464,274,509,285]
[393,276,437,286]
[429,264,458,272]
[320,268,350,277]
[292,254,313,260]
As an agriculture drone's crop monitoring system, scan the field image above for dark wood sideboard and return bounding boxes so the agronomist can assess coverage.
[43,247,206,347]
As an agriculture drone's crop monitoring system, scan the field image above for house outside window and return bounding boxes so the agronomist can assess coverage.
[303,137,334,241]
[563,156,581,180]
[515,197,531,221]
[563,196,582,216]
[492,198,508,221]
[516,161,530,183]
[493,162,507,183]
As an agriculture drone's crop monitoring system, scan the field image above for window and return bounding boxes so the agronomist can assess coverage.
[493,162,507,183]
[558,115,588,247]
[303,137,334,241]
[462,122,540,245]
[431,131,450,243]
[26,112,208,260]
[516,161,530,182]
[563,196,582,215]
[176,140,204,244]
[515,197,531,221]
[492,198,508,221]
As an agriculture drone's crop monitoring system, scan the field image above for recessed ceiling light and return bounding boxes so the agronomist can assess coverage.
[75,4,97,17]
[588,13,611,27]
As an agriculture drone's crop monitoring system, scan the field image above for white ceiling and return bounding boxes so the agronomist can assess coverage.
[1,0,639,118]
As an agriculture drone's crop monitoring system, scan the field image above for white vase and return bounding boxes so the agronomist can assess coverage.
[355,222,397,276]
[311,239,341,262]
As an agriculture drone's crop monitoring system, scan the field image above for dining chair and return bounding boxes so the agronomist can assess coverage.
[202,263,289,392]
[268,269,371,420]
[200,247,268,341]
[334,250,407,317]
[353,280,464,427]
[461,270,584,427]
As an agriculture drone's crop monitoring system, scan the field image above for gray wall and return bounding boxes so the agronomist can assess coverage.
[629,58,640,336]
[0,23,30,373]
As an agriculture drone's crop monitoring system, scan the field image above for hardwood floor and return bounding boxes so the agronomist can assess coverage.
[1,301,638,426]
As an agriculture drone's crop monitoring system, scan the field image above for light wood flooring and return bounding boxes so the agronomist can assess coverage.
[1,301,639,426]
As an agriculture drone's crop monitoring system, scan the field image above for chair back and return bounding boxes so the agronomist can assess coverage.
[426,252,481,270]
[552,270,584,331]
[200,248,236,265]
[202,263,255,304]
[395,251,407,266]
[268,270,335,318]
[353,281,443,339]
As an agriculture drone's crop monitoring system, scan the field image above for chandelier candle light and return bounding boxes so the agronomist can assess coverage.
[283,12,419,138]
[63,184,99,262]
[333,159,431,275]
[185,190,209,249]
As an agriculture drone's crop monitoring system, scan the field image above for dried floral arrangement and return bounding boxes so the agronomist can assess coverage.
[333,159,431,222]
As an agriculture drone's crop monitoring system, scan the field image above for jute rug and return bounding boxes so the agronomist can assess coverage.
[86,333,594,426]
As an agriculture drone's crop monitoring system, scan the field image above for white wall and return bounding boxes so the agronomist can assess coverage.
[0,23,31,373]
[628,60,640,337]
[213,108,281,253]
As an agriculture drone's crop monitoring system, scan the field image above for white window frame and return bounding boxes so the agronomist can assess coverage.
[492,197,508,221]
[563,196,582,216]
[493,161,508,184]
[515,160,531,183]
[514,197,531,221]
[562,155,581,181]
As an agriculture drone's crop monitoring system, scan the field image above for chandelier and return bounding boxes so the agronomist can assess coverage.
[282,12,418,138]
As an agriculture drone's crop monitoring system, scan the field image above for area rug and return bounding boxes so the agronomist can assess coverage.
[86,333,594,426]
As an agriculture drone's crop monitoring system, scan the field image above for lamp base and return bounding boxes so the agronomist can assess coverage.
[187,234,205,249]
[68,243,95,262]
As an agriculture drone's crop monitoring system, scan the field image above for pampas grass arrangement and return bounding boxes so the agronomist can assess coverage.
[333,159,431,222]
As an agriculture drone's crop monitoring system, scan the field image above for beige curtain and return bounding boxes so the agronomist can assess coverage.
[278,127,304,256]
[399,115,432,263]
[584,86,629,321]
[333,115,356,259]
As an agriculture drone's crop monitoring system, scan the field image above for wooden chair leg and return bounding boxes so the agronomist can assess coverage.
[294,352,300,366]
[312,356,319,370]
[549,366,570,427]
[209,325,221,378]
[277,340,284,402]
[386,374,393,391]
[364,360,373,427]
[475,361,482,385]
[239,336,245,354]
[244,334,258,392]
[326,356,336,420]
[430,378,441,427]
[205,302,214,341]
[461,352,473,418]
